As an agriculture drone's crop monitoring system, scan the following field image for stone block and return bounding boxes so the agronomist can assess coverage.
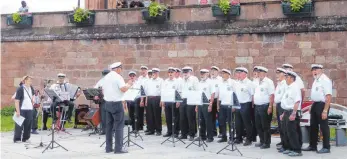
[235,57,253,64]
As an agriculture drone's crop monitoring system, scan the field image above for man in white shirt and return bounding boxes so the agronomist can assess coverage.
[125,71,139,132]
[209,66,223,137]
[178,66,199,141]
[144,68,163,136]
[94,69,110,135]
[195,69,215,142]
[234,67,254,146]
[13,75,35,143]
[302,64,332,154]
[251,66,260,142]
[103,62,133,154]
[274,68,287,147]
[138,66,149,132]
[279,71,302,156]
[162,67,180,137]
[253,66,275,149]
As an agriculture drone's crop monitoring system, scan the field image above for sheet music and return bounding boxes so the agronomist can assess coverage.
[12,113,25,126]
[68,84,79,99]
[122,88,140,101]
[187,90,202,106]
[161,88,175,102]
[58,92,70,101]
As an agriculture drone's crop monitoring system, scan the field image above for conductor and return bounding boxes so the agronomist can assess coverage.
[103,62,133,154]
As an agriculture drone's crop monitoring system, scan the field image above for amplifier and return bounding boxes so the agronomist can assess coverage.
[85,108,100,127]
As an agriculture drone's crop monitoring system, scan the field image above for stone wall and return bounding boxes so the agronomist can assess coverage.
[2,0,347,107]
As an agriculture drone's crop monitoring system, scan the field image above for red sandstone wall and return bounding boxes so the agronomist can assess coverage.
[2,32,347,107]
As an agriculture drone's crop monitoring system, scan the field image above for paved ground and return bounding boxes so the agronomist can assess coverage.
[1,128,345,159]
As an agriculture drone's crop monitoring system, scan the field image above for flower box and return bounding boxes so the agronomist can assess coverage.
[142,9,170,23]
[7,14,33,27]
[281,2,313,16]
[68,12,95,26]
[212,5,240,17]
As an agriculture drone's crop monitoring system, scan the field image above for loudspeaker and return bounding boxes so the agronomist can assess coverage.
[84,108,100,127]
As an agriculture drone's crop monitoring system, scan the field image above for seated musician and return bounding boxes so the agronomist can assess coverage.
[49,73,80,123]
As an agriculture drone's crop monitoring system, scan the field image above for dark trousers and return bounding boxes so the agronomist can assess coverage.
[179,99,196,137]
[199,105,213,140]
[276,103,285,144]
[50,101,74,120]
[14,110,33,141]
[147,96,162,133]
[211,99,218,136]
[127,101,136,131]
[165,102,180,135]
[235,102,253,141]
[32,108,38,130]
[99,101,106,133]
[309,102,330,149]
[136,98,144,130]
[254,104,272,145]
[282,110,301,153]
[43,111,49,128]
[105,101,124,152]
[250,104,257,141]
[219,105,232,139]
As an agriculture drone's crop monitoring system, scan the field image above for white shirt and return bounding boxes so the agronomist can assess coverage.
[275,80,287,104]
[180,76,199,99]
[94,77,106,89]
[310,74,332,102]
[281,82,301,110]
[103,71,126,102]
[254,77,275,105]
[252,78,259,87]
[21,86,33,110]
[235,77,255,103]
[219,78,236,105]
[145,77,163,96]
[50,82,70,92]
[210,76,223,98]
[163,78,179,90]
[198,78,216,99]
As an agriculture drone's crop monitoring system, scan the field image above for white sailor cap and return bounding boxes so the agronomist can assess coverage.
[200,69,209,73]
[211,66,220,71]
[57,73,66,77]
[182,66,193,72]
[152,68,160,72]
[175,68,181,72]
[311,64,323,70]
[128,71,136,76]
[257,66,268,73]
[168,67,176,72]
[253,66,260,72]
[282,63,293,69]
[286,70,298,78]
[110,62,122,69]
[276,68,287,74]
[148,70,153,73]
[221,69,231,75]
[235,67,248,73]
[140,66,148,70]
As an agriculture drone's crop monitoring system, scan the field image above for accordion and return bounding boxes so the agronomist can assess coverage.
[328,119,346,126]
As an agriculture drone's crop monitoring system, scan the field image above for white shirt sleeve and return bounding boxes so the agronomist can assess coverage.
[117,75,126,89]
[94,78,103,88]
[322,78,333,96]
[296,77,305,90]
[210,80,216,94]
[248,81,255,96]
[268,79,275,95]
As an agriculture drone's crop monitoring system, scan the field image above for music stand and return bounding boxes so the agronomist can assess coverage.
[123,115,144,149]
[217,93,242,156]
[186,91,208,151]
[42,88,68,153]
[81,88,101,133]
[161,89,185,147]
[123,88,144,140]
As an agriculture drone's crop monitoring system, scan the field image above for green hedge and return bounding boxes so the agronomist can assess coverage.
[1,106,15,116]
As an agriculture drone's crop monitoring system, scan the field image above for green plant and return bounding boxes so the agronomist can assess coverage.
[284,0,310,12]
[0,106,15,116]
[73,8,92,23]
[148,2,167,17]
[218,0,231,15]
[12,13,21,24]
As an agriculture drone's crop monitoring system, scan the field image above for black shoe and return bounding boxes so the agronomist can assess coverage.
[218,134,223,138]
[189,136,194,141]
[178,135,187,139]
[145,132,155,135]
[144,129,150,133]
[156,132,162,136]
[234,139,242,144]
[217,138,227,143]
[106,149,114,153]
[317,148,330,154]
[276,142,282,146]
[206,138,214,143]
[260,144,270,149]
[302,146,317,151]
[278,147,285,153]
[13,139,21,143]
[115,150,128,154]
[42,127,47,130]
[277,146,282,150]
[174,134,179,138]
[31,129,39,134]
[163,133,171,137]
[243,140,252,146]
[255,143,263,147]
